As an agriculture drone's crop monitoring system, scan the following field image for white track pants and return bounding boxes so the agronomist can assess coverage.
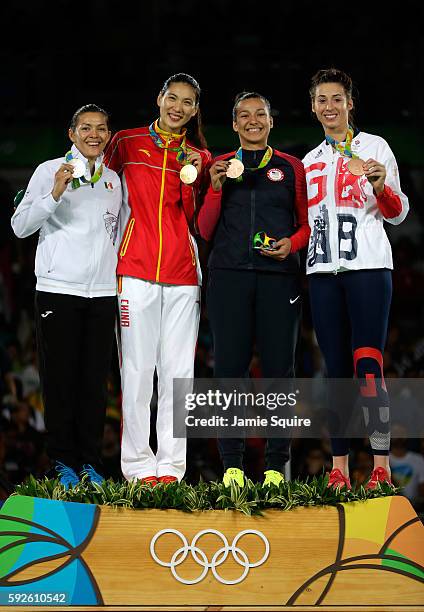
[118,277,200,481]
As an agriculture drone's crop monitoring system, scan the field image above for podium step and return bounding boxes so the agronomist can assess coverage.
[0,495,423,610]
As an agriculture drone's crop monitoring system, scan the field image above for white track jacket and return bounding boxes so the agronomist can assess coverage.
[302,132,409,274]
[12,145,122,297]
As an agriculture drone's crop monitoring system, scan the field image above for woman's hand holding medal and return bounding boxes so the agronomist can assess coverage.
[209,157,246,192]
[180,150,203,185]
[363,158,386,195]
[209,159,230,192]
[347,157,386,195]
[52,163,75,201]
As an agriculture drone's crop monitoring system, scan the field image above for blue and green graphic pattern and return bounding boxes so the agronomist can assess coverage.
[0,496,102,605]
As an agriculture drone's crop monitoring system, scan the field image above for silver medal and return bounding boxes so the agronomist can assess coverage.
[69,158,86,179]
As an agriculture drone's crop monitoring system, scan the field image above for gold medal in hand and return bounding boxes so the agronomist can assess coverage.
[180,164,198,184]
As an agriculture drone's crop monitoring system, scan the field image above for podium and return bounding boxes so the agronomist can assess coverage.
[0,494,423,610]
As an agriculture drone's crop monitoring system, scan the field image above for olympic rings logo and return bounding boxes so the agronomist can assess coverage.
[150,528,269,585]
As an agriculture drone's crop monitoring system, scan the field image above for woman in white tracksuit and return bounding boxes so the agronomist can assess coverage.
[11,104,121,488]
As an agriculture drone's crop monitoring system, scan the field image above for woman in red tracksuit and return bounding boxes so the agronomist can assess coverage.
[104,73,211,485]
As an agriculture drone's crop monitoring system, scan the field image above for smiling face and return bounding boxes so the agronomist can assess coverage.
[233,97,273,149]
[68,112,111,161]
[311,82,353,136]
[157,82,198,134]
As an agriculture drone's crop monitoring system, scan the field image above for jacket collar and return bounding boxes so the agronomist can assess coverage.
[153,119,186,145]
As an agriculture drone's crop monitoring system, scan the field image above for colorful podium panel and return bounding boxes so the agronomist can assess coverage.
[0,495,423,608]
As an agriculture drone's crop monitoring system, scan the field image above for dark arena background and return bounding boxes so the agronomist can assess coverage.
[0,1,423,511]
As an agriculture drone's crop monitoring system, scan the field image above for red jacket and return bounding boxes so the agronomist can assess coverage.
[104,122,211,285]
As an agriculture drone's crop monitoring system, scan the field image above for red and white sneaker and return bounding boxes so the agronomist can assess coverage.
[327,468,352,491]
[139,476,158,487]
[365,467,393,490]
[158,475,178,484]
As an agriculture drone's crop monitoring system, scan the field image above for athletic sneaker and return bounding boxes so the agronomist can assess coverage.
[158,476,178,484]
[81,464,105,485]
[327,468,351,491]
[55,462,80,489]
[365,467,393,490]
[263,470,285,487]
[223,467,245,487]
[139,476,158,487]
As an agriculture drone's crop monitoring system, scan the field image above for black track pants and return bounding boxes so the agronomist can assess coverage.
[35,291,116,471]
[207,269,301,472]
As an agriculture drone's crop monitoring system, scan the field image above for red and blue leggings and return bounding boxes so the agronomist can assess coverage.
[309,269,392,456]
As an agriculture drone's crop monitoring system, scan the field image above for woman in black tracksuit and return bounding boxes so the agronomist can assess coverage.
[198,92,310,486]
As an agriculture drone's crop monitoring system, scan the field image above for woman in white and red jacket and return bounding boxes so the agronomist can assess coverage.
[104,73,211,485]
[303,68,409,491]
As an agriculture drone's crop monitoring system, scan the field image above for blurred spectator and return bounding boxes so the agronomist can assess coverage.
[3,400,47,483]
[390,424,424,512]
[296,442,332,480]
[351,449,374,487]
[0,342,18,406]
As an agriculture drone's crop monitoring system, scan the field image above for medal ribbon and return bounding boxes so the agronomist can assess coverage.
[325,125,358,159]
[65,151,103,189]
[234,145,273,181]
[149,120,190,165]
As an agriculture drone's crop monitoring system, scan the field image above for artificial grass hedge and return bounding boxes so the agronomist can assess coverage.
[14,474,397,516]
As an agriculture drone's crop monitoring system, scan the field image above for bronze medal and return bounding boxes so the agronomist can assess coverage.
[226,158,244,179]
[180,164,198,185]
[347,158,365,176]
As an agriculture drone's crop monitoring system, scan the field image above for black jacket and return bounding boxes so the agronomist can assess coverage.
[201,148,308,273]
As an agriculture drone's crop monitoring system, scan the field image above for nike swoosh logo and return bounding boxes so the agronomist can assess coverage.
[289,296,300,304]
[41,311,53,318]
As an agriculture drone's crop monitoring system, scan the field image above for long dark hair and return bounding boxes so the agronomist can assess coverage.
[159,73,207,149]
[309,68,356,128]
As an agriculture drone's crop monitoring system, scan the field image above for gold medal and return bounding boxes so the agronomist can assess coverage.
[180,164,198,185]
[68,158,86,179]
[347,158,365,176]
[226,158,244,179]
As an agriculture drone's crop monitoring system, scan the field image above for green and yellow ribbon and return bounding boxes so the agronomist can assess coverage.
[234,145,273,181]
[65,151,103,189]
[325,126,358,159]
[149,120,191,165]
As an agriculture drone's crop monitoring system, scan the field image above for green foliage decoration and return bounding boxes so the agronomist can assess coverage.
[13,474,398,517]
